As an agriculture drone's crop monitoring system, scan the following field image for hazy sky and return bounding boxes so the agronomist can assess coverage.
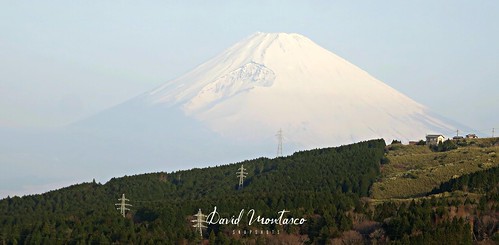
[1,1,498,133]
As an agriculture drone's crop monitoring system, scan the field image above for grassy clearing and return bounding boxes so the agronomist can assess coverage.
[371,138,499,199]
[368,190,483,206]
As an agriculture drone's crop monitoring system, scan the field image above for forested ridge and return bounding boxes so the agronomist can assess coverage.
[0,140,384,244]
[0,139,497,244]
[430,166,499,195]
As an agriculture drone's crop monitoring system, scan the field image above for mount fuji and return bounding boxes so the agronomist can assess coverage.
[77,32,461,161]
[142,33,459,144]
[1,32,468,196]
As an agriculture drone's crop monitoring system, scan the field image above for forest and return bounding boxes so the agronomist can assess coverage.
[0,139,497,244]
[431,165,498,195]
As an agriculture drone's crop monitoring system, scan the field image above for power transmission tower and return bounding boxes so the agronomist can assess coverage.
[236,164,248,189]
[115,193,132,218]
[191,209,207,237]
[276,128,283,157]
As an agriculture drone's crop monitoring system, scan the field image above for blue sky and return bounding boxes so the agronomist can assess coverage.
[1,1,498,132]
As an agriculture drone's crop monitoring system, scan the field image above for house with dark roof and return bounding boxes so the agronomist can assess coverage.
[466,134,478,139]
[426,134,445,145]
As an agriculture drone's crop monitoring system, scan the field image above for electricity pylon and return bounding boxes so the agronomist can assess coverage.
[236,164,248,189]
[191,209,207,237]
[276,128,283,157]
[115,193,132,217]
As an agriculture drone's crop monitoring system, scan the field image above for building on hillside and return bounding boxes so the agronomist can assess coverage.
[466,134,478,139]
[426,134,445,145]
[453,136,464,140]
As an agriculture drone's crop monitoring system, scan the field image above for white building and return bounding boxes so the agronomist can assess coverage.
[426,134,445,145]
[466,134,478,139]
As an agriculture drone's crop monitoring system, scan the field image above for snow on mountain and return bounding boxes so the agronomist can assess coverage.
[1,32,469,197]
[140,32,457,148]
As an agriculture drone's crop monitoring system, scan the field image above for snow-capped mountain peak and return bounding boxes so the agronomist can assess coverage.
[140,32,456,147]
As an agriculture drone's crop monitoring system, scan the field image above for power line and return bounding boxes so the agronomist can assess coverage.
[276,128,283,157]
[115,193,132,218]
[236,164,248,190]
[191,209,207,237]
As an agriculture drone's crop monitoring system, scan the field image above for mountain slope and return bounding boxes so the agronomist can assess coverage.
[1,139,494,244]
[140,32,459,148]
[69,32,463,174]
[372,137,499,199]
[0,140,386,244]
[1,32,470,197]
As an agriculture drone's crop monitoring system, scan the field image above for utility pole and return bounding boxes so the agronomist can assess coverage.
[191,209,207,237]
[493,128,495,138]
[456,129,459,137]
[276,128,283,157]
[236,164,248,189]
[115,193,132,218]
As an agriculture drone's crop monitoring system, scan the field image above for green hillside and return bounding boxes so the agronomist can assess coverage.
[0,140,385,244]
[1,139,497,244]
[372,138,499,199]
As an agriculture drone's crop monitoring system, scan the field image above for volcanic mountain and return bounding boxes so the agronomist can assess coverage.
[71,32,463,168]
[1,33,466,197]
[136,32,457,147]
